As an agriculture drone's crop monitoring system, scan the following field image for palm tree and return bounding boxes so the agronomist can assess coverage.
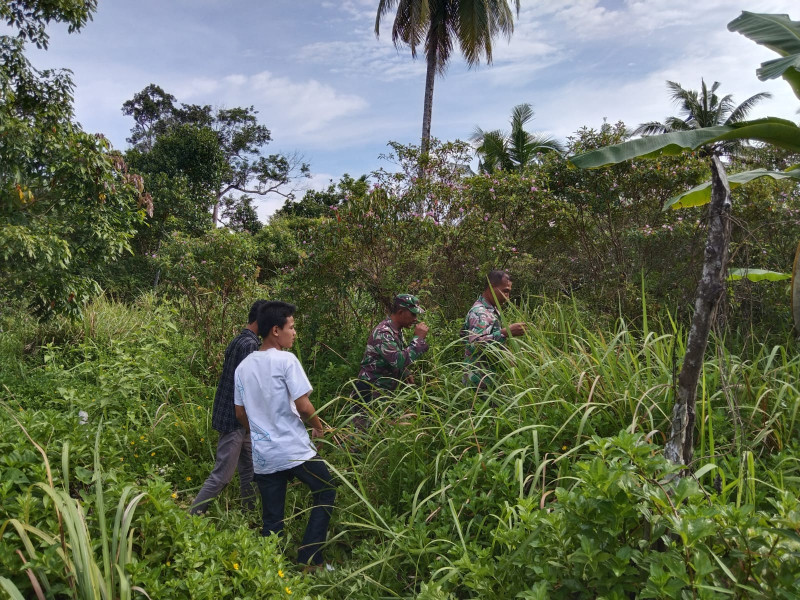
[375,0,520,155]
[471,103,564,173]
[633,79,772,156]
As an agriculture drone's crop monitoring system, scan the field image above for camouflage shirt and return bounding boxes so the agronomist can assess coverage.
[462,295,506,387]
[357,317,429,395]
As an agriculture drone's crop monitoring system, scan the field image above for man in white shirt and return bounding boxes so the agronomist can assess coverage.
[234,301,335,568]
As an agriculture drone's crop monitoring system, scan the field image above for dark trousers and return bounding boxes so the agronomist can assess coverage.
[253,457,336,566]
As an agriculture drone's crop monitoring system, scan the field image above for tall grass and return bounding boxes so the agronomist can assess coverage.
[0,408,148,599]
[4,294,800,598]
[312,297,800,597]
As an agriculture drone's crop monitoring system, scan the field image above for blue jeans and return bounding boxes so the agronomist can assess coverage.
[253,457,336,565]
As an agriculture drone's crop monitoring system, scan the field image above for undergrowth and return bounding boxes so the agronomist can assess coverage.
[2,296,799,599]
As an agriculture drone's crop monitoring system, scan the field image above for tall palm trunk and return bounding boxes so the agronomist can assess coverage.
[421,44,437,156]
[212,196,220,227]
[665,156,731,466]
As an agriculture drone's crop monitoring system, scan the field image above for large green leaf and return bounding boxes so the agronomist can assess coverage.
[728,12,800,100]
[728,268,790,282]
[664,168,800,210]
[570,118,800,168]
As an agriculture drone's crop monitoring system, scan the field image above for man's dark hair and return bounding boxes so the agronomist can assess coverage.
[248,299,269,324]
[487,270,511,287]
[257,301,296,335]
[391,297,406,314]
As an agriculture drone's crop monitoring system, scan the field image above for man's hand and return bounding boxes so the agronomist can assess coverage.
[235,405,250,430]
[414,322,429,339]
[312,427,324,451]
[506,322,527,337]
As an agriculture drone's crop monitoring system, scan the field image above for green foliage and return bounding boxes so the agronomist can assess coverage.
[220,194,262,234]
[0,0,97,50]
[264,133,713,327]
[632,79,772,157]
[122,84,309,231]
[155,229,263,377]
[1,16,148,318]
[4,293,800,598]
[276,174,368,219]
[471,103,564,174]
[666,167,800,209]
[727,268,790,282]
[572,119,800,169]
[311,299,800,598]
[375,0,520,150]
[729,12,800,100]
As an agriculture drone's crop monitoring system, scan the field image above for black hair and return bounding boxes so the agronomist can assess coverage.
[391,297,407,314]
[257,301,296,335]
[247,299,269,324]
[487,270,511,287]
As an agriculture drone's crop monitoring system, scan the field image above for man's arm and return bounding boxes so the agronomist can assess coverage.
[466,310,507,346]
[295,393,324,440]
[234,405,249,432]
[378,329,429,375]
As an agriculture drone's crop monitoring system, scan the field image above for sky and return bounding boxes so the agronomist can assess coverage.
[27,0,800,219]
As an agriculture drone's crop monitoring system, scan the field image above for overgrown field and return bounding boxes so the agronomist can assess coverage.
[2,295,799,599]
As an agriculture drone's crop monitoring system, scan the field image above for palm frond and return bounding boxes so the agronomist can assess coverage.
[470,126,488,146]
[726,91,773,124]
[632,121,671,136]
[375,0,400,36]
[473,129,510,173]
[527,133,565,155]
[664,117,693,131]
[457,0,491,66]
[510,103,534,129]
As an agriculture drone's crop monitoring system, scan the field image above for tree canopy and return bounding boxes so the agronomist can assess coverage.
[122,84,310,229]
[1,0,149,318]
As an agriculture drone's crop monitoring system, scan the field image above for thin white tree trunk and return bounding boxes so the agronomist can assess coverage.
[421,46,437,156]
[212,191,222,227]
[665,156,731,466]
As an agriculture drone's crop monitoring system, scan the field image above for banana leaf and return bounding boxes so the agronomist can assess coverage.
[727,268,790,282]
[571,118,800,169]
[664,168,800,210]
[728,11,800,100]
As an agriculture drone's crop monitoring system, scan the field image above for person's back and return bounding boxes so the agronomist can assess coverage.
[235,348,316,474]
[190,299,267,515]
[234,300,335,568]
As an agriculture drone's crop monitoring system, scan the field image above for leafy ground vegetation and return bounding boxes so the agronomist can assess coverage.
[4,2,800,598]
[3,289,800,599]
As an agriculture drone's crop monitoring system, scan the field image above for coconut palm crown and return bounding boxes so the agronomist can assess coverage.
[633,79,772,156]
[375,0,520,155]
[471,103,564,174]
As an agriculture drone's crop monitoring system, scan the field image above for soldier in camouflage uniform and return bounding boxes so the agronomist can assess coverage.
[354,294,430,402]
[462,270,526,388]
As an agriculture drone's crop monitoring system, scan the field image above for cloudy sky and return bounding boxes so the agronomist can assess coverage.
[29,0,800,217]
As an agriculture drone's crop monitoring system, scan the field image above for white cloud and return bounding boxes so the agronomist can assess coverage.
[174,77,221,99]
[528,29,799,144]
[297,36,427,82]
[245,71,368,135]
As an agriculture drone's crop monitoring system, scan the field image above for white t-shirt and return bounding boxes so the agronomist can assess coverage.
[233,348,316,474]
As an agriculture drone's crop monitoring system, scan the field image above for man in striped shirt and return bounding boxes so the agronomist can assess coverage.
[190,299,267,515]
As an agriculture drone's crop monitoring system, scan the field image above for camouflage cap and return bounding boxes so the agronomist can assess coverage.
[395,293,424,315]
